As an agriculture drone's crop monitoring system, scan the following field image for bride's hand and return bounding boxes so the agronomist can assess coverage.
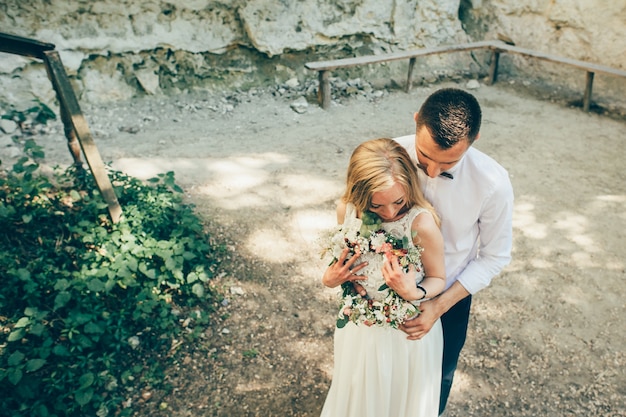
[322,247,369,288]
[382,253,419,300]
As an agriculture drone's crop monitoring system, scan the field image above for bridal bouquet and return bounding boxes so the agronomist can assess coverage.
[321,211,423,329]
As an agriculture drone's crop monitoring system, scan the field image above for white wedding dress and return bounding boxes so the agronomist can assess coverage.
[320,204,443,417]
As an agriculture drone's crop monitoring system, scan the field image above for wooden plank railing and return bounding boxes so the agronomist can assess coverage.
[0,31,122,223]
[305,40,626,112]
[305,41,494,109]
[487,42,626,112]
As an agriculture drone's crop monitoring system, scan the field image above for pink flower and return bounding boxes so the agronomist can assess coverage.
[375,242,393,254]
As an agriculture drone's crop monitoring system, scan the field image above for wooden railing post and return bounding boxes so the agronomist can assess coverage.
[583,71,594,112]
[59,104,83,167]
[406,57,416,92]
[487,50,500,85]
[43,50,123,223]
[318,70,331,110]
[1,31,123,223]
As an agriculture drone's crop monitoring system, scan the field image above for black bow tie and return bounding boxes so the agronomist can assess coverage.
[439,172,454,179]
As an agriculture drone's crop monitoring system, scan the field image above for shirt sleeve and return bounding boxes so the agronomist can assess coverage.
[456,173,514,294]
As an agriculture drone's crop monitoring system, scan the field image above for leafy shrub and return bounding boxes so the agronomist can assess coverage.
[0,139,223,416]
[0,99,57,128]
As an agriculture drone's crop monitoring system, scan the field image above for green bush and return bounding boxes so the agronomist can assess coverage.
[0,139,223,417]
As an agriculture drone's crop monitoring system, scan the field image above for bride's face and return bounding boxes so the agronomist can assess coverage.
[368,182,408,222]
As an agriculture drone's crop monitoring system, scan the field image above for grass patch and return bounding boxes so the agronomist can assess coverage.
[0,138,224,417]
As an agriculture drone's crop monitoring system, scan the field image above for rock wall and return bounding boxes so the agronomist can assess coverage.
[461,0,626,111]
[0,0,624,112]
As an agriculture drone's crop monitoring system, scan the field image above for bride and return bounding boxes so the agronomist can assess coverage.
[320,138,445,417]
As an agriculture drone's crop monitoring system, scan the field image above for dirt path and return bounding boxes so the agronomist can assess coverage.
[29,80,626,416]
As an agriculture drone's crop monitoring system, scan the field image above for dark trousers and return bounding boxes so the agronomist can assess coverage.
[439,295,472,415]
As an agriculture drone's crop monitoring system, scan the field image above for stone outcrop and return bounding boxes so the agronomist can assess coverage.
[460,0,626,110]
[0,0,624,111]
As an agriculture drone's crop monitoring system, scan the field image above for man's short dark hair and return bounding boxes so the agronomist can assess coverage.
[416,88,482,149]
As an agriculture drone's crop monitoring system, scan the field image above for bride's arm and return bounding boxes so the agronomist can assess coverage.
[412,211,445,300]
[382,211,445,300]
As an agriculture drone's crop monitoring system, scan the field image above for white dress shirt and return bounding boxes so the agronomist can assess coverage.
[394,134,514,294]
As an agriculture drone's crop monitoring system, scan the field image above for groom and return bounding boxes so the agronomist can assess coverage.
[390,87,514,415]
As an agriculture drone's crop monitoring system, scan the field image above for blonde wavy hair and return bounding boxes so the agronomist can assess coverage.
[342,138,440,227]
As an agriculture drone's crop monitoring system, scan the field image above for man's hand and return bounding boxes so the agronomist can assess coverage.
[399,298,440,340]
[399,281,470,340]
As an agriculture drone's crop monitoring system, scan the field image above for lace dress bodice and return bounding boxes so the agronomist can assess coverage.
[344,204,426,301]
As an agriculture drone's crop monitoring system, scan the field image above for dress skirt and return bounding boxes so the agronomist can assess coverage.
[320,320,443,417]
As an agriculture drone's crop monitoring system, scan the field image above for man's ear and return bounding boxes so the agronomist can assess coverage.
[413,112,419,123]
[474,132,481,143]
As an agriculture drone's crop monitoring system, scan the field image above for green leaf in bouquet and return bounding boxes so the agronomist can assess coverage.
[336,315,349,329]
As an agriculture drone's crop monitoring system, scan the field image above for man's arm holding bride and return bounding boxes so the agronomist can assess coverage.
[353,278,469,340]
[399,282,469,340]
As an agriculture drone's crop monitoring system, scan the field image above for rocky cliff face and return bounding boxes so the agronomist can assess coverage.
[0,0,624,111]
[462,0,626,111]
